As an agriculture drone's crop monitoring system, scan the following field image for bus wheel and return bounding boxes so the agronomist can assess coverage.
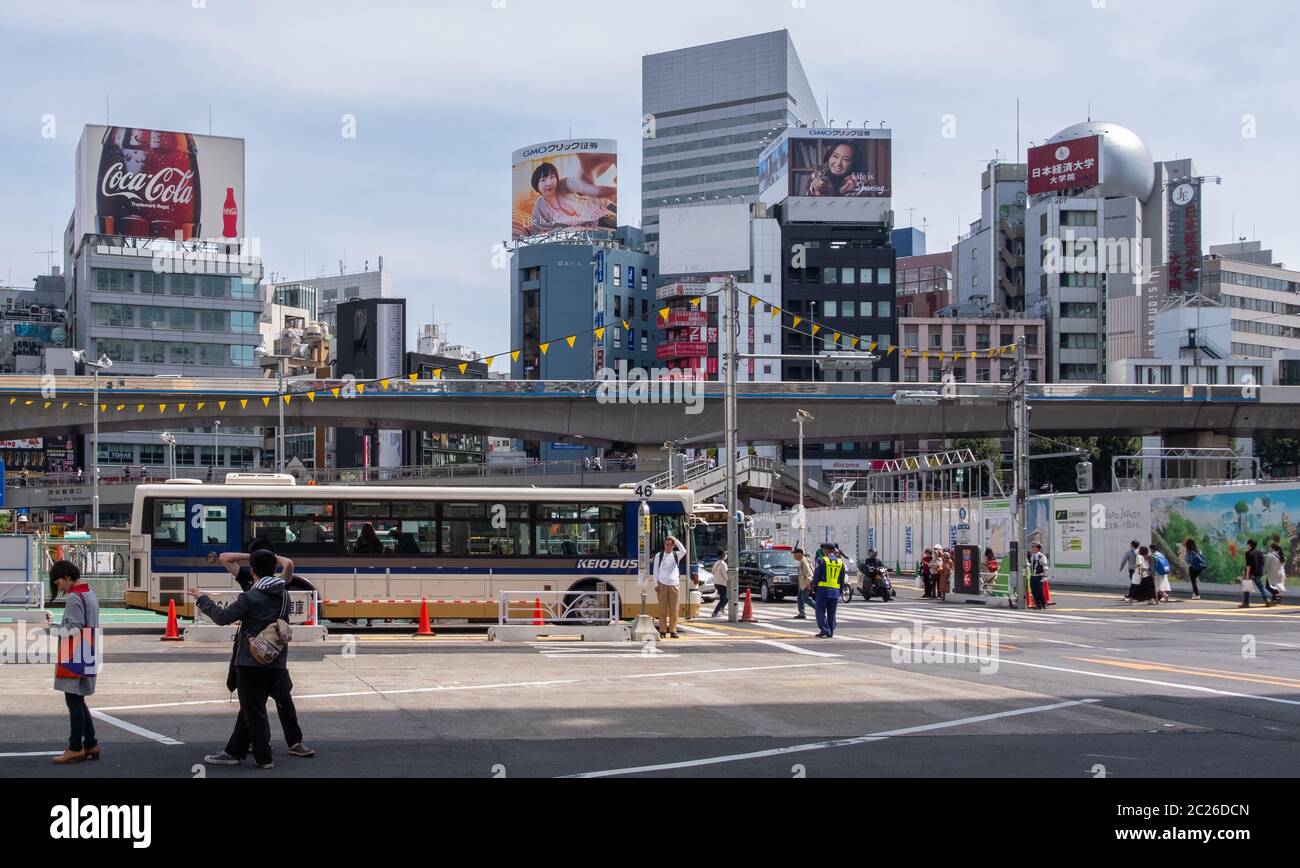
[564,580,617,625]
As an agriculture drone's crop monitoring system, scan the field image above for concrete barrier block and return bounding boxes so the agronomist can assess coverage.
[487,624,631,642]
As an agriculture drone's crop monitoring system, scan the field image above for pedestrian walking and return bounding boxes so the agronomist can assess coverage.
[190,549,296,769]
[1151,546,1173,602]
[1265,542,1287,606]
[1131,545,1157,604]
[217,541,314,757]
[1183,539,1206,600]
[812,542,844,637]
[50,561,101,764]
[793,547,814,619]
[1028,543,1050,611]
[1120,540,1140,600]
[709,552,730,618]
[653,534,686,637]
[1241,539,1275,608]
[920,549,934,598]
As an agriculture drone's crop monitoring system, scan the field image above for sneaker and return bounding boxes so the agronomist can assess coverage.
[793,614,807,620]
[1237,603,1250,608]
[254,760,275,769]
[287,743,315,758]
[669,632,680,638]
[1192,594,1200,600]
[204,751,241,766]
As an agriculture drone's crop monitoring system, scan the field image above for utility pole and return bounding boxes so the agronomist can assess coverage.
[1010,337,1030,610]
[724,277,740,623]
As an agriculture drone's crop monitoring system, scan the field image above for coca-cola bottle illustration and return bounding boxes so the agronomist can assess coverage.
[95,127,201,240]
[222,187,238,238]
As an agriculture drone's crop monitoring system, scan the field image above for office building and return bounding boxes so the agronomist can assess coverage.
[895,251,953,318]
[641,30,823,244]
[404,350,490,468]
[891,227,926,257]
[1200,241,1300,359]
[952,162,1027,311]
[286,262,391,336]
[334,297,406,470]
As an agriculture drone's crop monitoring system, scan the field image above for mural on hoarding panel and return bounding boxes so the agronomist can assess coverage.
[1152,489,1300,586]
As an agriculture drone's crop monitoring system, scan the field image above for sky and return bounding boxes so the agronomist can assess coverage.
[1,0,1297,364]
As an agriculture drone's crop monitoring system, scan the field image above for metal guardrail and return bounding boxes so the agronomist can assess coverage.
[498,590,620,625]
[0,581,45,610]
[37,538,129,605]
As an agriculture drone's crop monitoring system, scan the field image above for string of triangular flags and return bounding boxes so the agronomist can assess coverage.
[732,286,1021,361]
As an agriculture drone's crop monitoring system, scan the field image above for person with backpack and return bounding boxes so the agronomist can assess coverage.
[1265,542,1287,606]
[1183,539,1206,600]
[189,549,295,769]
[1131,546,1156,604]
[1150,546,1173,602]
[653,534,686,638]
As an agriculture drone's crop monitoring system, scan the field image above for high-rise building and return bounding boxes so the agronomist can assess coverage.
[334,297,406,471]
[952,162,1027,312]
[1200,241,1300,360]
[286,262,392,336]
[641,30,823,244]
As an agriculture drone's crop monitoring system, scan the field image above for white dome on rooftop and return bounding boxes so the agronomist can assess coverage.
[1047,121,1155,202]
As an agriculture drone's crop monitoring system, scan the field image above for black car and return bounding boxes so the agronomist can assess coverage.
[737,548,801,602]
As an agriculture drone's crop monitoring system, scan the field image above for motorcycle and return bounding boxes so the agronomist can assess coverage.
[860,565,895,602]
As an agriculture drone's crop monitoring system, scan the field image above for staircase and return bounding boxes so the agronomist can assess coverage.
[635,457,831,506]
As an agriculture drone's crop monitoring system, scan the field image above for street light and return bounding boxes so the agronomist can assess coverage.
[791,409,813,549]
[71,350,112,530]
[159,432,177,480]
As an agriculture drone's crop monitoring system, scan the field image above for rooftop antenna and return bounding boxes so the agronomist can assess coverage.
[1016,97,1020,163]
[105,95,110,124]
[1087,101,1091,122]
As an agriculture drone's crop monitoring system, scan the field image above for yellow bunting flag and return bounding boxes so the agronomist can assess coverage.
[240,399,249,409]
[485,356,496,367]
[99,403,106,412]
[749,296,758,309]
[812,324,821,336]
[887,346,897,356]
[771,306,781,318]
[869,342,879,352]
[136,404,143,412]
[850,337,859,348]
[357,384,365,395]
[23,400,31,406]
[380,379,390,390]
[511,351,520,363]
[458,363,468,375]
[1008,344,1017,352]
[937,352,945,363]
[659,307,670,321]
[622,320,630,331]
[218,401,227,411]
[903,348,912,359]
[196,402,205,411]
[280,395,290,406]
[540,342,550,355]
[261,397,270,408]
[6,398,13,405]
[433,369,443,379]
[306,392,316,402]
[592,330,603,342]
[690,297,702,308]
[45,402,52,410]
[792,316,802,329]
[178,403,186,412]
[158,404,167,412]
[409,372,419,381]
[330,388,340,399]
[115,404,124,412]
[63,402,70,410]
[565,335,576,349]
[922,351,929,360]
[832,332,841,344]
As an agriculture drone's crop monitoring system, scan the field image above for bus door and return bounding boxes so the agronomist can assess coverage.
[188,498,243,588]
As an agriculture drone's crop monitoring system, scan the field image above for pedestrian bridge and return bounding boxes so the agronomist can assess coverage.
[0,376,1295,446]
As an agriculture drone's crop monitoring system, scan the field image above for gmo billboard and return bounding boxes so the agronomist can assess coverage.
[511,138,617,241]
[1027,135,1101,196]
[75,124,246,246]
[759,128,892,206]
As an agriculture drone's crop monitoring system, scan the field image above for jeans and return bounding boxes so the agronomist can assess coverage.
[711,584,729,617]
[796,587,811,616]
[226,667,288,765]
[1188,567,1202,596]
[1252,576,1276,602]
[65,693,97,752]
[814,587,840,635]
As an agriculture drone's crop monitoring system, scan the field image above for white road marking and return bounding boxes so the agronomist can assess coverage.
[90,710,183,745]
[677,624,728,636]
[754,640,842,658]
[621,661,850,679]
[0,751,64,758]
[565,698,1101,777]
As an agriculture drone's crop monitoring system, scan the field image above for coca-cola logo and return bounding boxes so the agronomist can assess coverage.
[100,162,195,205]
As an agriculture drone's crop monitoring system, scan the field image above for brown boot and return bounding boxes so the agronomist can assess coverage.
[52,749,85,764]
[84,745,101,761]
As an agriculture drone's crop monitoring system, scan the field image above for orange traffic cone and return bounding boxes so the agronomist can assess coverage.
[531,597,545,626]
[160,599,183,642]
[412,598,435,637]
[304,599,316,627]
[1043,579,1053,606]
[740,588,757,623]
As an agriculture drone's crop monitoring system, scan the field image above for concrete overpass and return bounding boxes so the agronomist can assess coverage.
[1,375,1297,446]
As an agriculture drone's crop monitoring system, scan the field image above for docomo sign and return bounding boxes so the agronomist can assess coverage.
[1027,135,1101,196]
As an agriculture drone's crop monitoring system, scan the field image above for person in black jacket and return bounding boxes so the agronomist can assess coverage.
[216,539,314,758]
[189,549,294,769]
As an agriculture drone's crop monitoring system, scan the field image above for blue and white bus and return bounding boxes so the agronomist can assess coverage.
[126,474,696,622]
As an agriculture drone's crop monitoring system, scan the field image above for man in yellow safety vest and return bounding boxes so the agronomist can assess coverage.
[812,542,844,638]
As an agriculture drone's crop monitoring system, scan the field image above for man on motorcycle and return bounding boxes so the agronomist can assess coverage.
[862,549,885,572]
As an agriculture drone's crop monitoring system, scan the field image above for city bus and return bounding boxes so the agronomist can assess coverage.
[125,474,696,622]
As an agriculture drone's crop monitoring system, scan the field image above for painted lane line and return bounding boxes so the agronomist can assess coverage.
[827,633,1300,709]
[90,710,183,745]
[565,698,1100,778]
[620,661,850,679]
[0,751,64,758]
[94,679,584,712]
[754,640,842,658]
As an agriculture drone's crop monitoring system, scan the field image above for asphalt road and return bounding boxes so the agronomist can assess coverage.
[3,586,1298,778]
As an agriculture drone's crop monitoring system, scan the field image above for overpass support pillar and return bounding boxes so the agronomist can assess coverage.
[1161,431,1240,484]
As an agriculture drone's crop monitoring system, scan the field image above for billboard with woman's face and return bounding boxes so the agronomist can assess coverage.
[759,129,892,207]
[512,139,618,240]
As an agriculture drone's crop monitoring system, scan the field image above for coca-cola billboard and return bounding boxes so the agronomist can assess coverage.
[75,124,245,246]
